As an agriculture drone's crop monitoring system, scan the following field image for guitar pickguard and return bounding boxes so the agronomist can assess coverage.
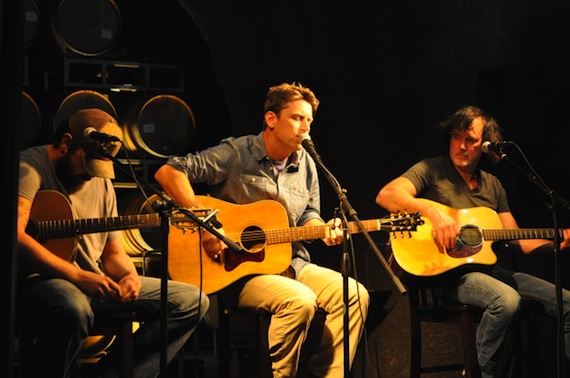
[224,224,267,271]
[224,249,265,271]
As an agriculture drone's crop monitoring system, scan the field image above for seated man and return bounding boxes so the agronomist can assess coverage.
[17,108,210,377]
[375,105,570,377]
[154,82,370,377]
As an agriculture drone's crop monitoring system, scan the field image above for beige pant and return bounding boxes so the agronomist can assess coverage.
[236,263,370,378]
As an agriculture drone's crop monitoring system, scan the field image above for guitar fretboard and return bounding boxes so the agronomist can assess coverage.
[29,214,162,241]
[264,218,413,244]
[483,228,563,241]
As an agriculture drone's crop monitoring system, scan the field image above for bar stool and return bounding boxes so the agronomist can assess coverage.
[407,286,482,378]
[216,298,328,377]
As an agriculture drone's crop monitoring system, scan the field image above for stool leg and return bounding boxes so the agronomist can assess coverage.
[409,290,421,378]
[460,311,481,378]
[119,321,134,378]
[256,312,272,377]
[218,309,231,377]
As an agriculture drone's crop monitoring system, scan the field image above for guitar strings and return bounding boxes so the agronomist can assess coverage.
[221,217,418,243]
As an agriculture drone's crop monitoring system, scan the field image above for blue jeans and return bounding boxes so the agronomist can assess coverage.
[438,264,570,378]
[18,275,209,378]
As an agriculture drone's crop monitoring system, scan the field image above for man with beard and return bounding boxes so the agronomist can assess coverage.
[16,108,209,377]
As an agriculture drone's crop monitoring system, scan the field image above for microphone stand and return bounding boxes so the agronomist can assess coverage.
[495,143,570,378]
[305,145,407,377]
[102,149,243,377]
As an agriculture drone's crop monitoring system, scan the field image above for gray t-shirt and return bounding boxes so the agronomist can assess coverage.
[19,145,120,275]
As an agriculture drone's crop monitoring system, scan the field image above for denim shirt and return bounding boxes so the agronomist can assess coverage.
[166,131,324,274]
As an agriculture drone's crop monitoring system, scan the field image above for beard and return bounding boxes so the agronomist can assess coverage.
[54,154,92,193]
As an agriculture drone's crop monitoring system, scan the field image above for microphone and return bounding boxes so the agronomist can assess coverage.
[299,133,321,161]
[481,141,511,154]
[83,127,121,143]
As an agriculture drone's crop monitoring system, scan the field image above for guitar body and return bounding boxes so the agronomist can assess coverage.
[167,196,293,294]
[26,190,163,264]
[391,199,499,287]
[29,190,77,261]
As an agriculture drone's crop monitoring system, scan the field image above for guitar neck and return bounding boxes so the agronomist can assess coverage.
[266,219,388,244]
[483,228,564,241]
[32,214,162,240]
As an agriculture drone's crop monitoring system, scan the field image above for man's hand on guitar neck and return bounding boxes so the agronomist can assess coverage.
[305,217,344,247]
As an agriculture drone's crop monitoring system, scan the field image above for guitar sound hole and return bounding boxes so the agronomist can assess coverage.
[459,225,483,247]
[241,225,266,253]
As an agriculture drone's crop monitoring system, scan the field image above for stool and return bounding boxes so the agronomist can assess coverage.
[16,310,144,378]
[82,310,144,378]
[408,287,482,378]
[217,304,328,377]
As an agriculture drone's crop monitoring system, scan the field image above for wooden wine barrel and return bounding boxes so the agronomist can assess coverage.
[54,90,117,130]
[119,192,163,256]
[121,94,196,158]
[22,0,40,50]
[51,0,121,57]
[20,91,42,149]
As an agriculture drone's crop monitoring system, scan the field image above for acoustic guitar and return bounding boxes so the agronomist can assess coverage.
[26,190,167,262]
[390,198,564,287]
[168,195,423,294]
[27,191,422,293]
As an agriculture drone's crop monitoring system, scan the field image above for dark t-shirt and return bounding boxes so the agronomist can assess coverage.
[402,155,510,213]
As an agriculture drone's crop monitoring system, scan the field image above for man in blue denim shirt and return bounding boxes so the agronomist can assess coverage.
[155,82,369,377]
[376,105,570,377]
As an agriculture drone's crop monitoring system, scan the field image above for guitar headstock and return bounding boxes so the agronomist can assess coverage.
[383,211,424,234]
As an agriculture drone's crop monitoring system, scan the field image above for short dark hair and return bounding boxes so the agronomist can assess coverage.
[262,82,319,130]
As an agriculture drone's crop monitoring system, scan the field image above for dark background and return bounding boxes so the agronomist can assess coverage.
[56,0,570,285]
[4,0,570,376]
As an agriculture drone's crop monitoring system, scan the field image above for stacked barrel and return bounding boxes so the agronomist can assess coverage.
[21,0,197,258]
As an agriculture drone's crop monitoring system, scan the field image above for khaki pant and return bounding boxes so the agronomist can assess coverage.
[235,263,369,378]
